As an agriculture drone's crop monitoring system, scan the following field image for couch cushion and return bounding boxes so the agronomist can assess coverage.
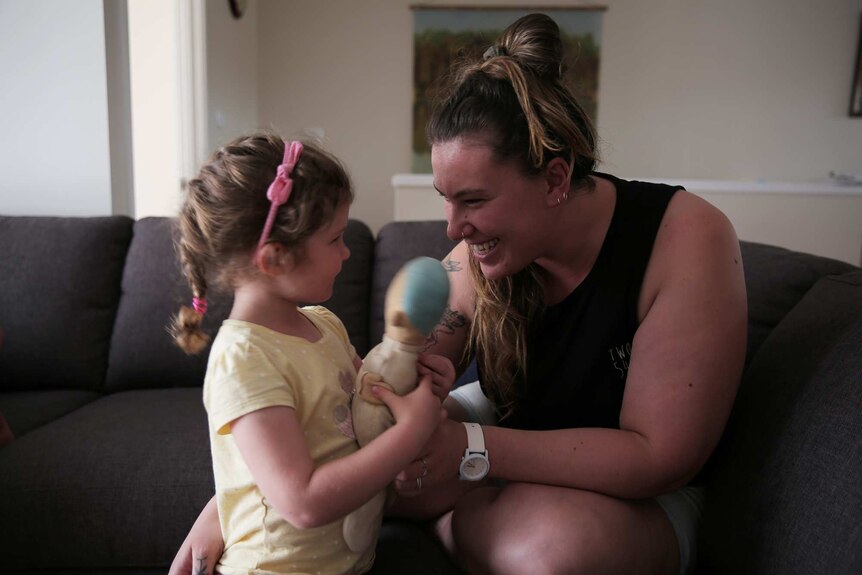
[739,241,855,365]
[0,216,133,392]
[698,271,862,575]
[105,218,233,391]
[0,390,100,438]
[371,221,455,346]
[0,388,213,571]
[106,218,375,391]
[0,409,12,446]
[323,219,375,355]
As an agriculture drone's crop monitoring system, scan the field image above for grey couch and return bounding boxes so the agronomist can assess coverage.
[0,215,859,575]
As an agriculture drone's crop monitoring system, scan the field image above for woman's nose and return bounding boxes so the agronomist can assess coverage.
[447,221,475,242]
[446,221,460,242]
[445,204,459,240]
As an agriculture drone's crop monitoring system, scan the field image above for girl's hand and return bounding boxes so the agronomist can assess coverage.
[417,352,456,401]
[393,417,469,497]
[372,374,446,451]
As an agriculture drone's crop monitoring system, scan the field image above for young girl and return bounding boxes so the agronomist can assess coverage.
[171,133,445,575]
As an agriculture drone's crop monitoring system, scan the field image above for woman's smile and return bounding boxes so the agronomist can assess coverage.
[468,238,500,259]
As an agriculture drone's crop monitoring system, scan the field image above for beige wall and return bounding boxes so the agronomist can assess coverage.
[253,0,862,233]
[206,0,259,152]
[597,0,862,180]
[257,0,413,230]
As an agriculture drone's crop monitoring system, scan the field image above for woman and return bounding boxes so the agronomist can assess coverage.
[387,12,746,575]
[172,13,746,575]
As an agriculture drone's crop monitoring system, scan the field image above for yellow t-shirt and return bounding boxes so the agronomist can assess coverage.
[203,306,373,575]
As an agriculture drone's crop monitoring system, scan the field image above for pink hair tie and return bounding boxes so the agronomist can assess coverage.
[192,297,208,316]
[258,140,303,249]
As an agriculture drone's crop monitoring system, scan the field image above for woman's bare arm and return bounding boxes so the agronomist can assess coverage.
[423,242,474,374]
[409,194,747,499]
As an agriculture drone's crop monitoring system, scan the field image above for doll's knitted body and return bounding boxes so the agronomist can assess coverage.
[353,336,424,446]
[342,257,449,553]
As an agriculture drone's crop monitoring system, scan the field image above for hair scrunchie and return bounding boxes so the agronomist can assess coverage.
[482,45,507,60]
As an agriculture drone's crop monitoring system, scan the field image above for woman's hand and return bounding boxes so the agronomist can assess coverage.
[393,417,468,497]
[417,352,456,401]
[168,496,224,575]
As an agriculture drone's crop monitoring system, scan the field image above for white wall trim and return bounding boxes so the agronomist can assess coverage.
[391,173,862,266]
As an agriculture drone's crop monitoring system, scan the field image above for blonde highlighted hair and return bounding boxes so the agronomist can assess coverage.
[170,132,352,354]
[427,14,599,418]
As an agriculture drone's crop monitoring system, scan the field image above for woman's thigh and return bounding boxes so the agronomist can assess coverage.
[450,482,679,575]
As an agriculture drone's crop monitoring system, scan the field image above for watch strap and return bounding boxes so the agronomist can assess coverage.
[463,422,486,454]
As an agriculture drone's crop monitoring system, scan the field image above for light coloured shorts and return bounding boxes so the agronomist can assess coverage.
[655,485,705,575]
[450,382,706,574]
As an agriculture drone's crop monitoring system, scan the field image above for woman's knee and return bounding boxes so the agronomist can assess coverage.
[450,483,674,575]
[450,484,607,575]
[449,485,500,550]
[453,521,602,575]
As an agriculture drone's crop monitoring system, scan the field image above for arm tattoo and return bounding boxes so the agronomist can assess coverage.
[442,258,462,272]
[194,556,209,575]
[422,306,468,352]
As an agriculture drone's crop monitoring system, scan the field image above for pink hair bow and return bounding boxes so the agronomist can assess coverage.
[258,140,304,249]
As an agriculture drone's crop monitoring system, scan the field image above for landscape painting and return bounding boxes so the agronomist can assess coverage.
[412,6,605,172]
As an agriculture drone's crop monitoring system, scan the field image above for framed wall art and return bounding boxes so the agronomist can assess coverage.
[411,5,606,172]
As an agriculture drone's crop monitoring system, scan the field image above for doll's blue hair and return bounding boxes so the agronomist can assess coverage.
[401,257,450,335]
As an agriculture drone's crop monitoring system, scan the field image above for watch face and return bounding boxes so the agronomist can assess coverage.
[461,454,489,480]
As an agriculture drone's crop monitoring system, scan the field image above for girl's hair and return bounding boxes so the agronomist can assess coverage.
[170,132,353,354]
[426,13,599,418]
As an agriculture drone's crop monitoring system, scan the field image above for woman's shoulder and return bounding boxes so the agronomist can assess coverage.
[442,242,476,320]
[639,191,742,317]
[661,191,736,247]
[443,240,471,270]
[655,190,740,275]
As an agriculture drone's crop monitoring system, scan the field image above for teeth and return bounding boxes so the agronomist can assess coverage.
[470,239,498,255]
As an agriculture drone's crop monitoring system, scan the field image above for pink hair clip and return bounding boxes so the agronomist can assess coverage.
[192,297,208,316]
[258,140,303,249]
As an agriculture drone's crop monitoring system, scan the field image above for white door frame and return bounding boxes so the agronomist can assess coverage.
[127,0,207,217]
[179,0,208,189]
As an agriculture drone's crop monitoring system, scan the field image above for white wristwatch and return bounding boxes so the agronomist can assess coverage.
[459,422,490,481]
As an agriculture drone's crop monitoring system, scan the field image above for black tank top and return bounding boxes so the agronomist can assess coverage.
[488,173,681,430]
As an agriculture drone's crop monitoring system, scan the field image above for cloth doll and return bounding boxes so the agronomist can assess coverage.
[342,256,450,552]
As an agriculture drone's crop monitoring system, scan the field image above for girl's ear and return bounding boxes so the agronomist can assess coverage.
[544,156,571,207]
[255,243,292,276]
